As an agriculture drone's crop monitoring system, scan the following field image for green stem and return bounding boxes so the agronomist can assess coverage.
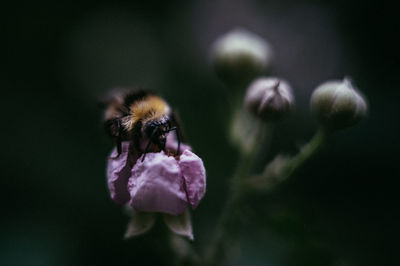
[205,122,265,266]
[285,128,329,176]
[206,128,329,265]
[249,128,330,191]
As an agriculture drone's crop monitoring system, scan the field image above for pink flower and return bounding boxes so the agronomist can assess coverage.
[106,135,206,239]
[106,141,137,205]
[128,149,206,215]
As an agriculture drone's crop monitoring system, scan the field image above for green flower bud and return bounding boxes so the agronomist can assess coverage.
[245,77,294,121]
[311,78,367,130]
[211,28,273,84]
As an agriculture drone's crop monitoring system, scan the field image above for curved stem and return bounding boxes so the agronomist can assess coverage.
[283,128,330,179]
[206,128,330,265]
[206,122,266,266]
[249,128,330,191]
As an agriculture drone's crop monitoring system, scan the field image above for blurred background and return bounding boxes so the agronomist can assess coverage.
[2,0,399,265]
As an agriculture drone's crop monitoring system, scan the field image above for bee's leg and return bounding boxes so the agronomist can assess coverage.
[116,137,122,157]
[170,111,185,155]
[116,119,123,156]
[166,126,180,155]
[170,111,186,142]
[110,119,123,159]
[175,127,181,155]
[141,140,151,162]
[141,127,158,162]
[132,121,143,156]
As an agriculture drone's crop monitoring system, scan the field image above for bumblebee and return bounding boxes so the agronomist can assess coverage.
[103,89,183,158]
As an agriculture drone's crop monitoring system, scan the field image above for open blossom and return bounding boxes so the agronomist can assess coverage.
[106,135,206,239]
[128,149,206,215]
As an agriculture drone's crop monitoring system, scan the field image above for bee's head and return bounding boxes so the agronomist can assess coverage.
[143,116,171,151]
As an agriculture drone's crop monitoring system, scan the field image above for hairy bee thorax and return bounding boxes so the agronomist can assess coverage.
[122,95,171,133]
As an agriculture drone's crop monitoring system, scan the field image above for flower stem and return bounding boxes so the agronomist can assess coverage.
[249,128,330,191]
[206,128,329,265]
[205,121,266,266]
[285,128,329,176]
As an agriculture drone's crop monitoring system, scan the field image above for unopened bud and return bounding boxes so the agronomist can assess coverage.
[311,78,367,130]
[211,28,273,84]
[245,77,294,121]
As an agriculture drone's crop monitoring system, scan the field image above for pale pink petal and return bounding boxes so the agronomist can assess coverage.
[128,152,188,215]
[179,150,206,209]
[106,142,133,205]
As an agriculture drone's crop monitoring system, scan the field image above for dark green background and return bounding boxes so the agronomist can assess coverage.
[2,0,399,265]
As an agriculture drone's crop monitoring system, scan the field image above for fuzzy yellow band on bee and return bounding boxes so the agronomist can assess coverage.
[123,95,170,131]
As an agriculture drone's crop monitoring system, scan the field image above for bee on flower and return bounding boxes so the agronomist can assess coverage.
[103,89,206,240]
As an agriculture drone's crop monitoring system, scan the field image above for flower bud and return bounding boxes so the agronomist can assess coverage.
[244,77,294,121]
[211,28,273,84]
[311,78,367,130]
